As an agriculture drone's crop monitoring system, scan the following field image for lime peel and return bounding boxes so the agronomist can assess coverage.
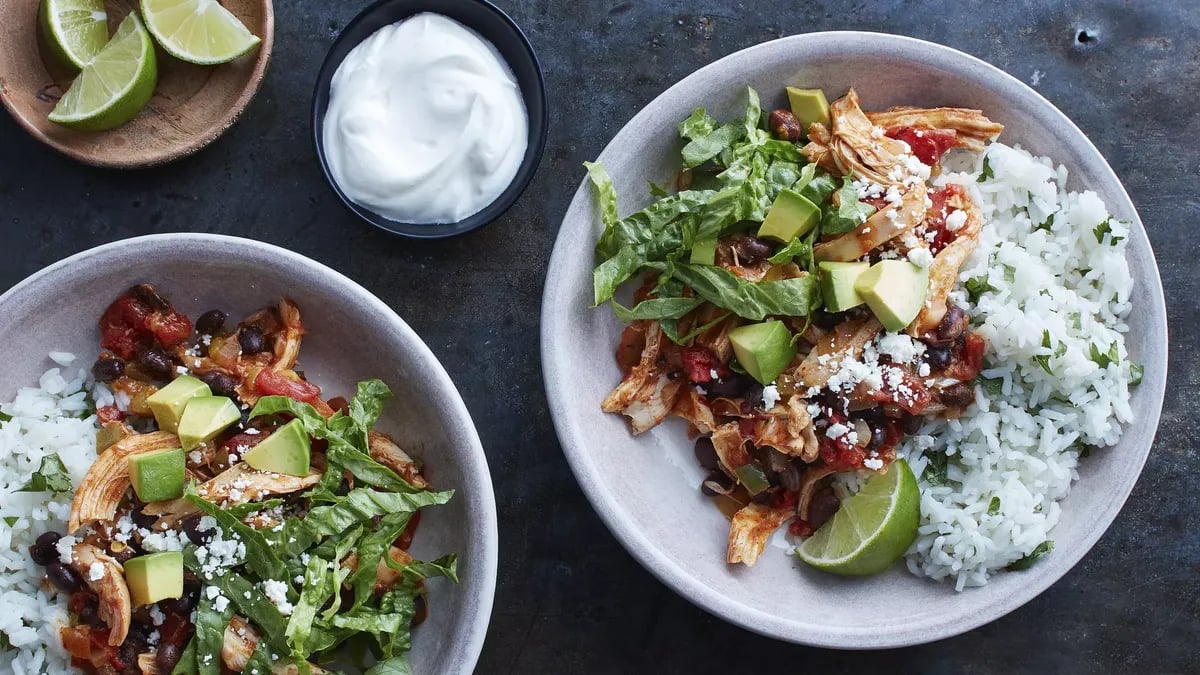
[139,0,262,66]
[796,458,920,576]
[48,12,157,132]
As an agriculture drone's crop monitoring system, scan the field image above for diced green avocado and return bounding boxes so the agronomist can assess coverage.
[176,396,240,451]
[145,375,210,433]
[819,261,870,312]
[734,464,770,496]
[691,238,718,265]
[242,419,311,476]
[729,320,797,386]
[124,552,183,607]
[758,189,820,243]
[786,87,831,130]
[854,260,930,332]
[128,447,185,503]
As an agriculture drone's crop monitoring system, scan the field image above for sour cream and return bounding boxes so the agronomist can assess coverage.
[322,13,529,224]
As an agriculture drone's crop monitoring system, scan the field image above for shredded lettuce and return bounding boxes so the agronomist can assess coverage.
[821,176,877,235]
[611,296,704,322]
[195,589,236,675]
[185,486,286,582]
[347,512,415,612]
[366,656,414,675]
[384,553,459,583]
[183,548,290,653]
[653,263,820,320]
[286,555,337,667]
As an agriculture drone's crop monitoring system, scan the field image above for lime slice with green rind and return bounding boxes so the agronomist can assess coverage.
[139,0,261,66]
[796,458,920,576]
[39,0,109,71]
[48,13,157,132]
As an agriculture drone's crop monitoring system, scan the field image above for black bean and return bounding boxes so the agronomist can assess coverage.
[813,310,846,330]
[131,506,158,529]
[47,560,82,592]
[91,355,125,382]
[335,478,352,497]
[700,470,734,496]
[29,531,61,565]
[136,346,173,378]
[198,371,239,399]
[118,642,141,674]
[156,642,183,673]
[180,514,209,546]
[937,305,969,341]
[939,382,976,409]
[750,488,778,505]
[924,345,952,370]
[159,593,197,615]
[238,326,266,354]
[869,424,886,450]
[902,415,924,434]
[693,437,719,470]
[194,310,227,336]
[129,284,169,311]
[780,464,802,493]
[731,235,775,263]
[338,586,355,612]
[78,599,103,629]
[707,374,754,398]
[807,487,841,529]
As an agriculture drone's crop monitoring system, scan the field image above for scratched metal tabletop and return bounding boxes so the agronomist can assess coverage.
[1,1,1196,672]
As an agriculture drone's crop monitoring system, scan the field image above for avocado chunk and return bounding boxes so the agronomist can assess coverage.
[124,552,183,607]
[128,447,185,503]
[819,261,870,312]
[854,260,930,332]
[786,87,831,130]
[729,320,797,386]
[758,189,820,243]
[145,375,211,433]
[690,238,718,265]
[177,396,241,451]
[242,419,311,476]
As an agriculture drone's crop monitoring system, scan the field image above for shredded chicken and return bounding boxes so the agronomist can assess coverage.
[222,616,329,674]
[601,321,683,434]
[367,431,430,489]
[138,653,160,675]
[727,502,793,566]
[797,466,838,520]
[710,423,752,476]
[802,89,912,185]
[694,313,740,364]
[271,299,305,372]
[908,192,984,335]
[70,543,131,646]
[671,388,717,435]
[793,316,883,390]
[144,463,321,527]
[69,431,180,532]
[865,106,1004,153]
[749,396,818,461]
[815,182,928,262]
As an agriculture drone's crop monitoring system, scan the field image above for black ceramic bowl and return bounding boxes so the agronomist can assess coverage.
[311,0,547,239]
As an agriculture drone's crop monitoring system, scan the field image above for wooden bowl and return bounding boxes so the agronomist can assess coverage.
[0,0,273,168]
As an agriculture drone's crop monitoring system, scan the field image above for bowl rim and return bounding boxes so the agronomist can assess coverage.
[0,1,275,169]
[541,30,1169,649]
[0,233,499,672]
[309,0,549,240]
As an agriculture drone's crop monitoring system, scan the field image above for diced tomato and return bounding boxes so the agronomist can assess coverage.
[96,405,123,424]
[98,293,193,359]
[962,332,985,378]
[885,126,957,165]
[681,346,725,383]
[924,184,968,255]
[255,368,321,402]
[871,370,931,415]
[819,435,865,472]
[327,396,350,415]
[615,323,647,375]
[774,489,798,511]
[788,519,814,537]
[221,431,268,454]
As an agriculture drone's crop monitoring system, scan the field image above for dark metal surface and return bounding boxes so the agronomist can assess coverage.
[1,1,1196,672]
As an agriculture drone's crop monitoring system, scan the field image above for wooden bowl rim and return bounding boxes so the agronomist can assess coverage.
[0,0,275,169]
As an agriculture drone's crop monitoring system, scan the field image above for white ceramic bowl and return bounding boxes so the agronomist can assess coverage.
[542,32,1168,648]
[0,234,497,672]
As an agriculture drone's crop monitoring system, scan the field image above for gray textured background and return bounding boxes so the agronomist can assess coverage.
[2,1,1197,673]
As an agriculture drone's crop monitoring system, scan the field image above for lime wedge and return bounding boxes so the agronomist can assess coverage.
[39,0,109,71]
[49,13,157,132]
[796,458,920,576]
[139,0,261,66]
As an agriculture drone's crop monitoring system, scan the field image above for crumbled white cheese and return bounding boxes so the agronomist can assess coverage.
[188,450,203,464]
[141,529,187,553]
[175,365,188,375]
[876,333,926,365]
[55,535,78,564]
[261,579,294,615]
[243,428,260,436]
[761,385,780,410]
[907,246,933,269]
[863,457,884,470]
[945,209,967,232]
[87,562,105,581]
[918,363,931,377]
[149,604,166,626]
[213,595,230,613]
